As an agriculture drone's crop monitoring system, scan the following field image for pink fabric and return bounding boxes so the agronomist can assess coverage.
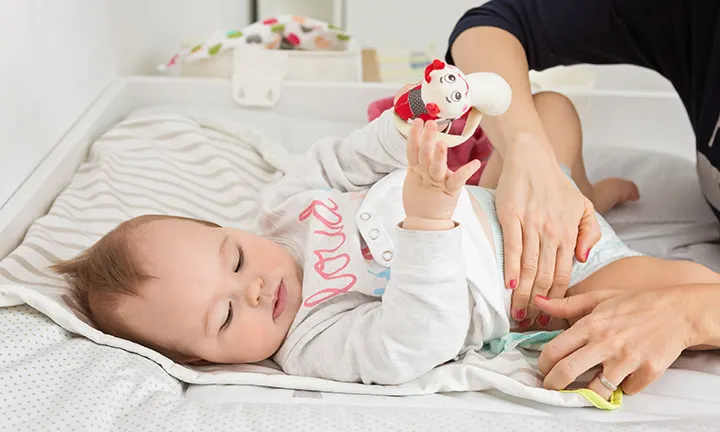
[367,96,493,185]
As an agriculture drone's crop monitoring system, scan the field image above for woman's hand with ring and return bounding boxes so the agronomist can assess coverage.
[535,288,700,400]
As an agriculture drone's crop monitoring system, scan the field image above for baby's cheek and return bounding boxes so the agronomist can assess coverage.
[235,314,283,360]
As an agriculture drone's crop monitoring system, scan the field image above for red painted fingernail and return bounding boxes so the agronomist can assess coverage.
[513,309,526,320]
[519,319,531,328]
[508,279,517,290]
[538,314,550,326]
[536,295,549,301]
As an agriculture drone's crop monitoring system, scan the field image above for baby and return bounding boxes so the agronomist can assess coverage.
[53,89,720,387]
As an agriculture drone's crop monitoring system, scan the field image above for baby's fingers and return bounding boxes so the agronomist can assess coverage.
[420,121,439,168]
[429,141,448,181]
[406,119,423,166]
[418,121,436,169]
[447,159,482,192]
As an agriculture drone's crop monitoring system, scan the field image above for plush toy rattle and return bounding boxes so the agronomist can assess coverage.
[393,59,512,147]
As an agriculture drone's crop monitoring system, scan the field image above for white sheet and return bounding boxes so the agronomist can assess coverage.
[2,107,720,431]
[584,146,720,269]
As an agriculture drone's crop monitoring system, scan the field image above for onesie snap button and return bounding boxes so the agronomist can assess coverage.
[369,228,381,240]
[382,250,394,261]
[360,212,371,220]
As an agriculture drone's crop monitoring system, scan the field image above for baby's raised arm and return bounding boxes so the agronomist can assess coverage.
[262,87,412,210]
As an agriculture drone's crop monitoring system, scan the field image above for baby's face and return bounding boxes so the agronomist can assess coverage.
[119,219,303,364]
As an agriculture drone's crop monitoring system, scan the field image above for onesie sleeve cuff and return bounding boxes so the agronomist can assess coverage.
[394,223,464,267]
[377,108,409,164]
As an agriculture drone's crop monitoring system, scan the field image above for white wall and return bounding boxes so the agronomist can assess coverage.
[0,0,251,208]
[346,0,482,57]
[114,0,251,75]
[0,0,119,207]
[258,0,339,27]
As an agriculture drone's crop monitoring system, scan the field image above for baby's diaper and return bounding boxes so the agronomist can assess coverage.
[465,173,641,287]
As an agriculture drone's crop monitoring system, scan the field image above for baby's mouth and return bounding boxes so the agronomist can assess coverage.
[272,280,287,321]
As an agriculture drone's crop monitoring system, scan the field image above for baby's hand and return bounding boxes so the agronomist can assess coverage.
[402,119,481,231]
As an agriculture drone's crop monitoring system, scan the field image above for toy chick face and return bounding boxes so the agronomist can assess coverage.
[421,63,471,121]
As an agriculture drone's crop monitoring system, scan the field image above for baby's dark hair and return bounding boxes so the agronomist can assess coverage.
[51,214,220,362]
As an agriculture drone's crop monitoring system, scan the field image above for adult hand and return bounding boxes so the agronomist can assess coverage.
[535,289,696,400]
[497,141,601,326]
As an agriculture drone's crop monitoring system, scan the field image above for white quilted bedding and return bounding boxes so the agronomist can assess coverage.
[2,107,720,431]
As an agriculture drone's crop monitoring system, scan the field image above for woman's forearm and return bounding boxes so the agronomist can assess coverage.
[450,25,604,311]
[450,26,551,157]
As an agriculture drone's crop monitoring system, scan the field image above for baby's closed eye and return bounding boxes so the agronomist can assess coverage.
[234,247,244,272]
[221,302,233,331]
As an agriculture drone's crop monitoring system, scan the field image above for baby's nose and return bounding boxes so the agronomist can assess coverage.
[245,277,264,307]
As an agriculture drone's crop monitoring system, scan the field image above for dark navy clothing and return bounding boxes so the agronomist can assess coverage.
[446,0,720,219]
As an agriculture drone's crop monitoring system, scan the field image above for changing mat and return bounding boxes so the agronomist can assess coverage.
[1,108,615,411]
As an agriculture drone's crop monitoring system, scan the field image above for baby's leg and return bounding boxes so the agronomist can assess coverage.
[568,256,720,298]
[479,91,639,213]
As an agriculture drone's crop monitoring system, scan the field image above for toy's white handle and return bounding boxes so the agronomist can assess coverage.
[466,72,512,116]
[393,108,484,148]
